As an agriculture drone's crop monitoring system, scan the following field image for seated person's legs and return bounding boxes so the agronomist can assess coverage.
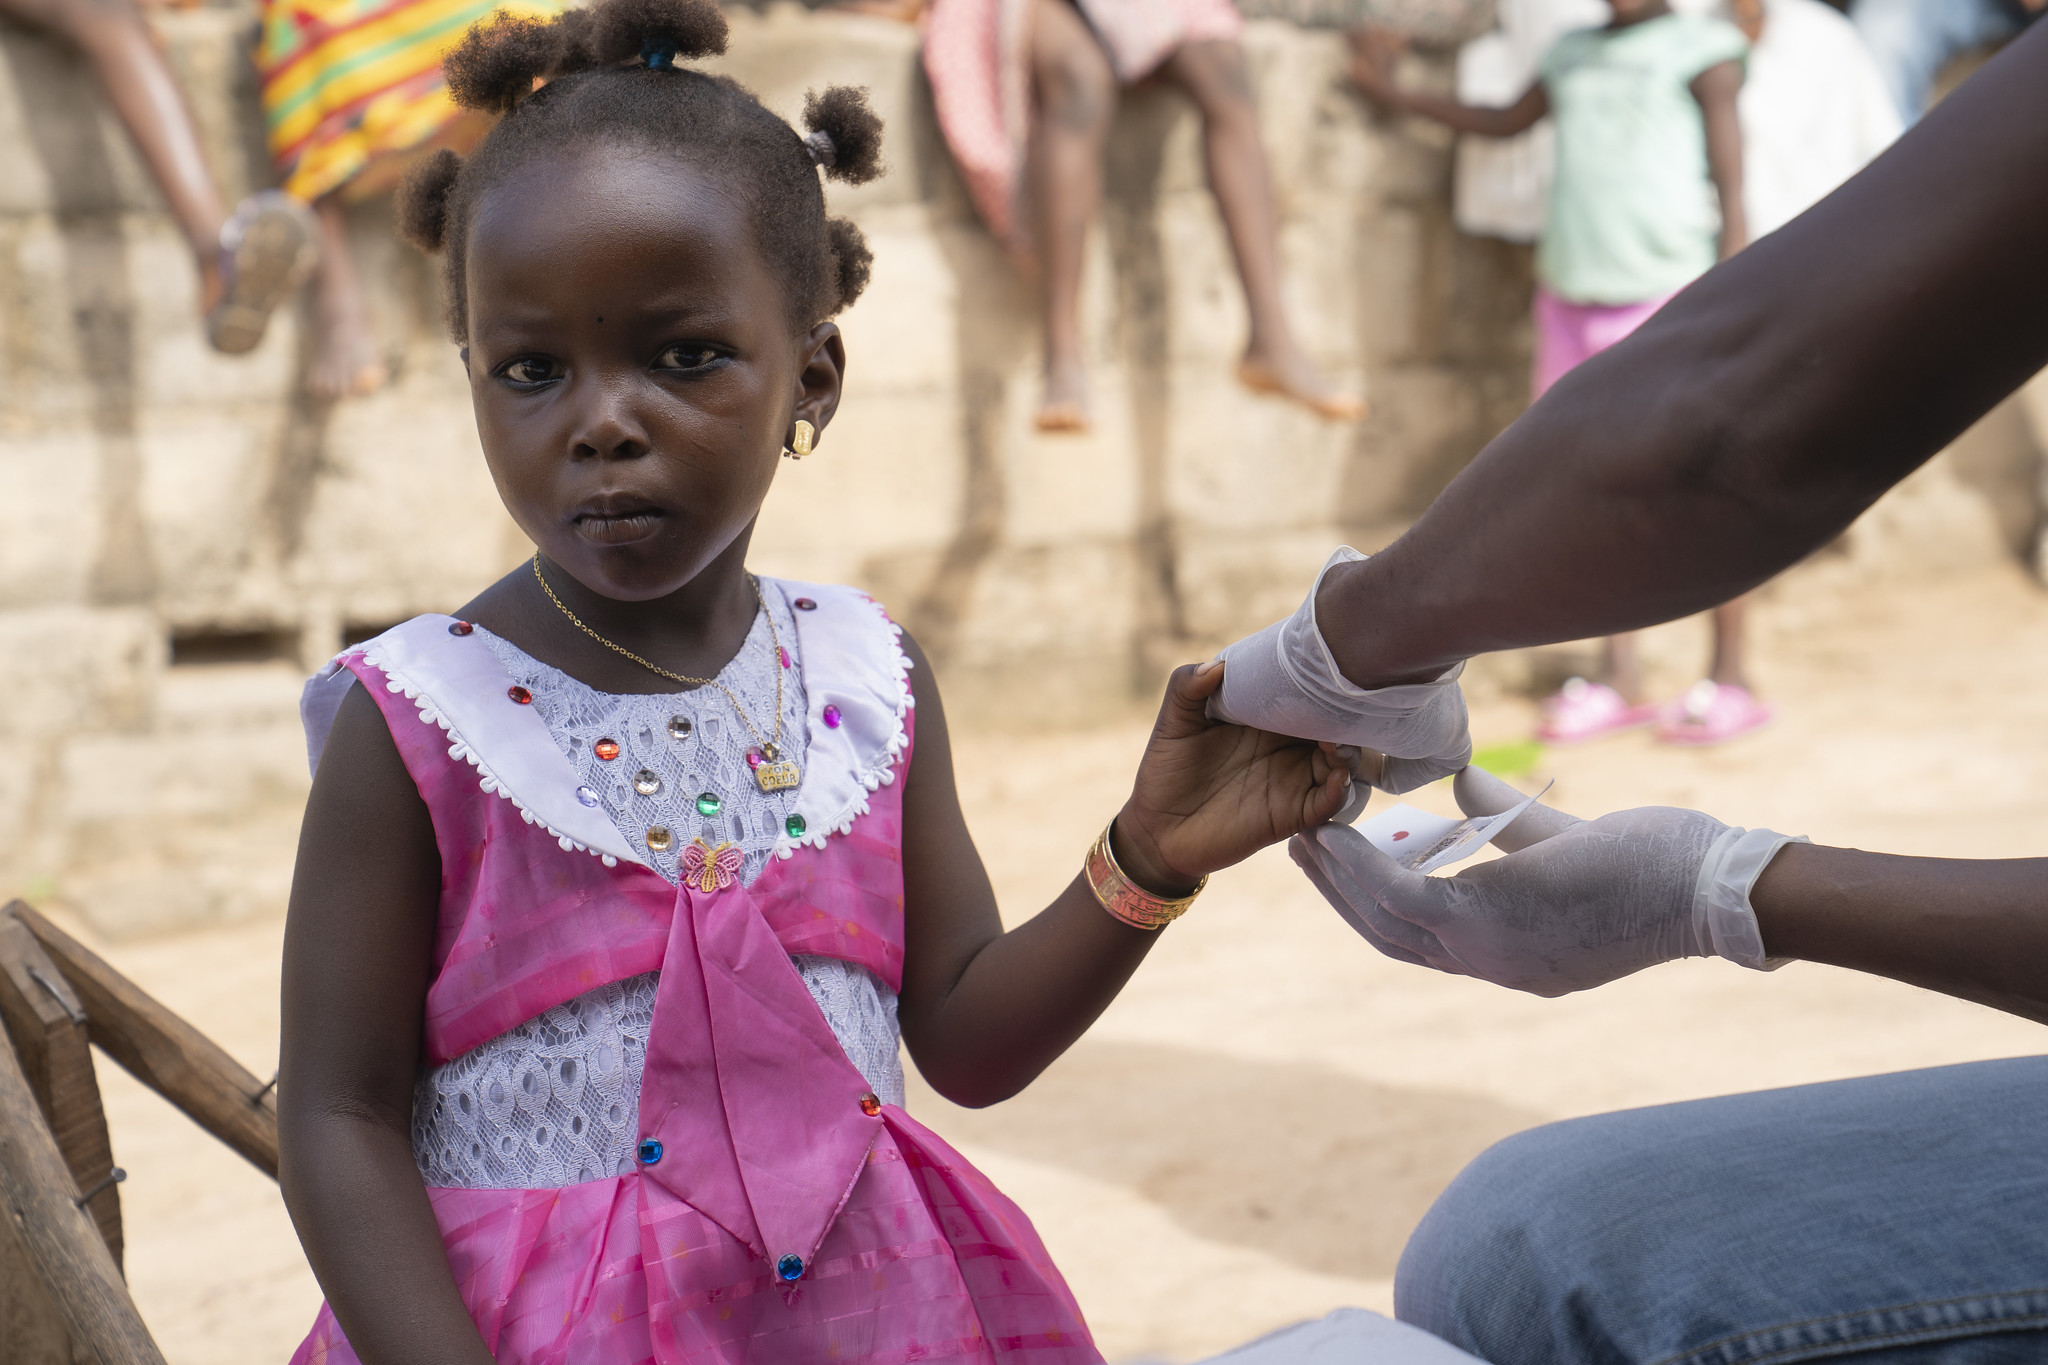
[1398,1057,2048,1364]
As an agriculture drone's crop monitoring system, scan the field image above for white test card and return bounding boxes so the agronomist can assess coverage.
[1356,780,1554,874]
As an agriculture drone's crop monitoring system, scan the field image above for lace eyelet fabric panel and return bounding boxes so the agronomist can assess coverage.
[413,596,906,1190]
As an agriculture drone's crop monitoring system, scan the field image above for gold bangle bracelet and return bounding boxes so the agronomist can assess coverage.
[1084,821,1206,931]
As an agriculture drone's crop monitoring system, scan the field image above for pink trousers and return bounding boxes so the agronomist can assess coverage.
[1530,286,1680,399]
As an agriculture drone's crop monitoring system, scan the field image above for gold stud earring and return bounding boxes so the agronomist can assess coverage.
[789,419,815,459]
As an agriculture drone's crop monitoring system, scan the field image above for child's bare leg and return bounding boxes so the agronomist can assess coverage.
[1602,632,1645,705]
[1708,597,1751,689]
[308,193,388,399]
[1158,40,1363,421]
[1026,0,1114,431]
[0,0,227,306]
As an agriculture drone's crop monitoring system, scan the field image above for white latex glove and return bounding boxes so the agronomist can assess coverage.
[1209,547,1471,796]
[1291,767,1806,995]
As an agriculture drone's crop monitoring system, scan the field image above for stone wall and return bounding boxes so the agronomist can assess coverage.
[0,2,1537,932]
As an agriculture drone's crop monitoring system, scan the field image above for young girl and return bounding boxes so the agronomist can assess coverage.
[1350,0,1771,747]
[277,1,1352,1359]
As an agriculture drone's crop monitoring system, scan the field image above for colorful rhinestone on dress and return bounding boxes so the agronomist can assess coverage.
[637,1138,663,1165]
[858,1092,881,1117]
[508,685,533,705]
[575,785,599,808]
[668,716,692,740]
[594,738,620,761]
[778,646,791,669]
[695,792,722,817]
[646,825,673,853]
[745,750,764,770]
[633,769,662,797]
[447,620,474,636]
[794,598,817,611]
[785,814,807,838]
[822,704,842,729]
[775,1254,805,1282]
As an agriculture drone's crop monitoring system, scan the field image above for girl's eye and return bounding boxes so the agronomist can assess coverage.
[500,357,561,386]
[654,344,722,372]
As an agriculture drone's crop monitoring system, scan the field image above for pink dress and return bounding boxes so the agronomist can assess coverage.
[290,581,1100,1364]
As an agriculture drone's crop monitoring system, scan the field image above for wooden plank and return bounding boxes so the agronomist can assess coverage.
[0,1176,74,1365]
[0,1010,166,1365]
[4,902,278,1180]
[0,917,123,1267]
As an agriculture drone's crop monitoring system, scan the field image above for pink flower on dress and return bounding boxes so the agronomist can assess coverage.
[681,837,742,894]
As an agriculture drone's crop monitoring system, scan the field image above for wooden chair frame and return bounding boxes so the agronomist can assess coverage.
[0,900,280,1365]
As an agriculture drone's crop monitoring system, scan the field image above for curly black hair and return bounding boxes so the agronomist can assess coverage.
[396,0,885,342]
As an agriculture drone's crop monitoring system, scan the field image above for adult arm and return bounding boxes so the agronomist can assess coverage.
[1690,58,1747,259]
[1320,23,2048,688]
[1755,845,2048,1024]
[278,685,495,1365]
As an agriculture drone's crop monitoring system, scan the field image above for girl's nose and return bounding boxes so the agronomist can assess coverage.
[568,377,653,460]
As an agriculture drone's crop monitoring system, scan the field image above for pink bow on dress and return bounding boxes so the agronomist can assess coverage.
[681,837,742,894]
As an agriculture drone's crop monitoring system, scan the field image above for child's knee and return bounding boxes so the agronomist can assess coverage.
[1035,44,1115,131]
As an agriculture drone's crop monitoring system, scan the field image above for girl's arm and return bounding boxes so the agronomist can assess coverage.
[1349,32,1551,138]
[1691,58,1748,258]
[278,685,495,1365]
[895,637,1348,1108]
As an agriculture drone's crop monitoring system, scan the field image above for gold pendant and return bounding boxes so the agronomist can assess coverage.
[755,759,801,793]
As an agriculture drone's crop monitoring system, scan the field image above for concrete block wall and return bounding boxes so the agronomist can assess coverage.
[0,2,1535,932]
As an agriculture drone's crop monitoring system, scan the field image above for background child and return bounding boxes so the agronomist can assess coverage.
[1351,0,1766,746]
[277,1,1351,1359]
[920,0,1365,430]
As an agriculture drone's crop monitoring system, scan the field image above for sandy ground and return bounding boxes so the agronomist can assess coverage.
[57,560,2048,1364]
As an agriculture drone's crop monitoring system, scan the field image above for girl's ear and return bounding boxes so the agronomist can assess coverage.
[790,321,846,447]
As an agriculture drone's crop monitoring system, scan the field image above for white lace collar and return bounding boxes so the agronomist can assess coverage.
[300,579,914,871]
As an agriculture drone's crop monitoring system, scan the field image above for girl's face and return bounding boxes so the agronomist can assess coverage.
[462,145,844,603]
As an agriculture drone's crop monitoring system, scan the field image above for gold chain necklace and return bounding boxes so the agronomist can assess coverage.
[530,553,800,793]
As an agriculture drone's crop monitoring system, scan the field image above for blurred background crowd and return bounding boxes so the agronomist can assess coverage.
[0,0,2044,1357]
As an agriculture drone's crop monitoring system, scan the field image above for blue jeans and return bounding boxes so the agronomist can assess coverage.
[1395,1058,2048,1364]
[1851,0,2026,123]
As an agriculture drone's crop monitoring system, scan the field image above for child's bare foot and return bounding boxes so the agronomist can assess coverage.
[1237,350,1365,421]
[307,314,389,399]
[206,192,317,356]
[1035,357,1092,433]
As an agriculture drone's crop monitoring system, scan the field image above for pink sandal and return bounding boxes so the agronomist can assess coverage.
[1536,677,1659,743]
[1655,680,1774,746]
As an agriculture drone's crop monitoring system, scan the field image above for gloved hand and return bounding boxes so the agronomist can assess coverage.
[1209,547,1471,795]
[1290,767,1806,995]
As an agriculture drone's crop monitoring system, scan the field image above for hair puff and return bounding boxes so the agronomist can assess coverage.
[396,147,463,253]
[803,87,884,185]
[586,0,727,66]
[824,217,873,312]
[443,12,560,114]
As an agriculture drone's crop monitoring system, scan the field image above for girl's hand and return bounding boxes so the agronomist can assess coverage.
[1112,662,1354,895]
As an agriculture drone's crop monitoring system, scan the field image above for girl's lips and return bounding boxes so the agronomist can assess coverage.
[573,509,666,545]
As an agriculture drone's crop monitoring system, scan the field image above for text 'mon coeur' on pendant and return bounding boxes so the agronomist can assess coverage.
[594,738,620,761]
[668,716,692,740]
[776,1253,805,1282]
[646,825,673,853]
[448,620,474,636]
[634,769,662,797]
[755,759,801,793]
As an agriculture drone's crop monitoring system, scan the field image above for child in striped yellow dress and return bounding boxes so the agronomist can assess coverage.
[256,0,565,396]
